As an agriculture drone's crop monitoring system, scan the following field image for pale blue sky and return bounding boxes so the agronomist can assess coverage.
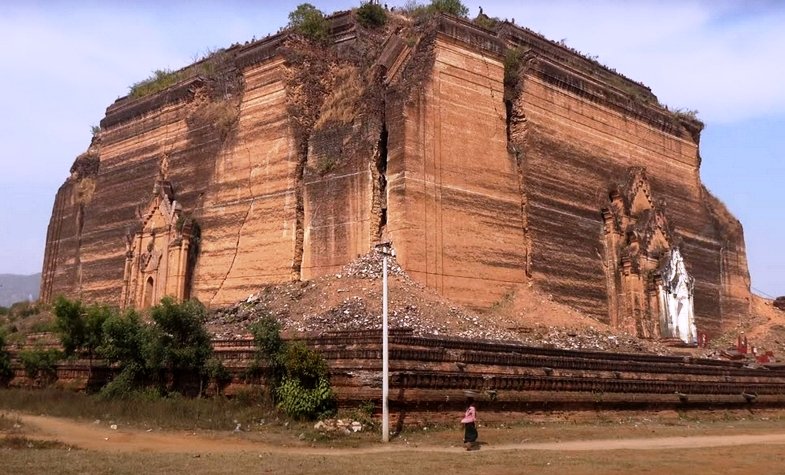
[0,0,782,297]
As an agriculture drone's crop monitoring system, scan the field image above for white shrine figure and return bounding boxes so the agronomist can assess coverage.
[658,248,697,344]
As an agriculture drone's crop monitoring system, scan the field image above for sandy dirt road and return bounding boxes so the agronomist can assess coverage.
[7,412,785,455]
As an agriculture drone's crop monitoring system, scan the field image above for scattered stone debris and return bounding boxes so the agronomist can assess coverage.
[206,251,689,355]
[313,419,364,435]
[339,248,410,281]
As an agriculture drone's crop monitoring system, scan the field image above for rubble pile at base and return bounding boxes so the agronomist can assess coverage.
[208,251,671,355]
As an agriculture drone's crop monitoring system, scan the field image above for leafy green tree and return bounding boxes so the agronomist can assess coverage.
[0,328,13,384]
[54,296,115,361]
[99,299,214,398]
[248,316,335,419]
[428,0,468,17]
[148,298,212,372]
[276,377,334,420]
[99,309,145,367]
[280,341,328,388]
[276,341,335,419]
[83,304,112,361]
[246,314,284,395]
[98,309,147,398]
[53,296,86,357]
[288,3,329,41]
[250,314,283,364]
[19,348,62,385]
[205,356,232,395]
[356,2,387,28]
[146,298,213,394]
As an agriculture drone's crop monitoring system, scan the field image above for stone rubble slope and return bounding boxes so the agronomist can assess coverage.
[208,250,671,354]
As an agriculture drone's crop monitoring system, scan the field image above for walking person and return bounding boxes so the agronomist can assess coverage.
[461,396,478,450]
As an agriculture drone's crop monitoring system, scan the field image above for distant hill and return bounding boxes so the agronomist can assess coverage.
[0,273,40,307]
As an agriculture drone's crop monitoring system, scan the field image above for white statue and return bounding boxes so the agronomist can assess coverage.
[659,248,697,344]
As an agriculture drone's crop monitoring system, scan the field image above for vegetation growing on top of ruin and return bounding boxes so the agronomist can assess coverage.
[670,107,702,134]
[288,3,330,42]
[128,69,184,99]
[673,108,700,122]
[429,0,469,17]
[402,0,469,18]
[473,11,501,30]
[356,2,387,28]
[503,47,524,93]
[128,47,235,100]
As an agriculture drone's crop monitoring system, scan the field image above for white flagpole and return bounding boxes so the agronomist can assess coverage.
[382,255,389,442]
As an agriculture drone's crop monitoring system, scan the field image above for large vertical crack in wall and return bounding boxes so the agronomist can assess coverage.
[292,141,307,280]
[281,37,338,280]
[505,57,532,278]
[371,111,389,243]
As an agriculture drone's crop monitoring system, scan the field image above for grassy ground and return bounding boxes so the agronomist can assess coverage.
[0,387,281,431]
[0,388,378,446]
[4,389,785,474]
[1,440,783,475]
[3,388,785,443]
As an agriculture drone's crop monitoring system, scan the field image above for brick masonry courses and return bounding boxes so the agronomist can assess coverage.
[40,12,751,342]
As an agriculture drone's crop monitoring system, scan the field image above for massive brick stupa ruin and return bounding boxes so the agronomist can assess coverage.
[40,10,751,343]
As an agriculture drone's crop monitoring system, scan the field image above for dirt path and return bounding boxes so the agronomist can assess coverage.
[7,412,785,455]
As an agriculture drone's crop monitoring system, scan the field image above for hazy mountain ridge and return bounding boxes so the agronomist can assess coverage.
[0,273,40,307]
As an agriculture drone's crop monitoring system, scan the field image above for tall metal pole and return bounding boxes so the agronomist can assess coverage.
[382,255,389,442]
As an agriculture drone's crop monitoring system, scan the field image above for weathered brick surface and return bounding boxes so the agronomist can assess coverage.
[387,37,527,307]
[512,66,749,334]
[41,13,751,339]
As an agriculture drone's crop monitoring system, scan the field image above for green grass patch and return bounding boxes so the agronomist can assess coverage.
[0,388,278,431]
[128,69,184,99]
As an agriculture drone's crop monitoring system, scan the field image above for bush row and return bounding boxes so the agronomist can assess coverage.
[4,296,334,420]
